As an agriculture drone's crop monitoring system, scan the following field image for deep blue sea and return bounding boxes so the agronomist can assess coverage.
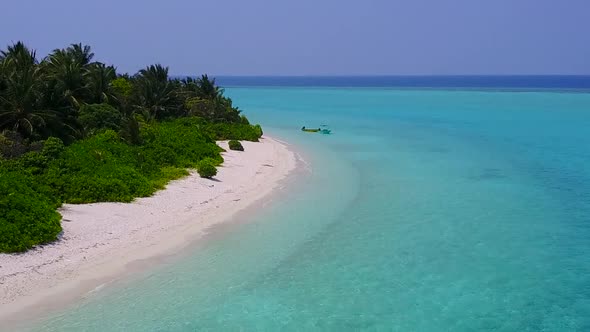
[216,75,590,90]
[30,77,590,331]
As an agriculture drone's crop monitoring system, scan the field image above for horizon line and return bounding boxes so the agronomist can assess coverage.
[170,74,590,78]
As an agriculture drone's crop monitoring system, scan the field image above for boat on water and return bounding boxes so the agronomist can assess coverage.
[301,126,321,133]
[301,126,331,134]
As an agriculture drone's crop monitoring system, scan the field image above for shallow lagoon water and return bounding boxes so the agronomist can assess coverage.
[32,87,590,331]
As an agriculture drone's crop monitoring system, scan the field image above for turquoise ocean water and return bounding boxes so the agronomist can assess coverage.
[27,83,590,331]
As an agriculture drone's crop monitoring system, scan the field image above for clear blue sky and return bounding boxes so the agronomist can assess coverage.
[1,0,588,75]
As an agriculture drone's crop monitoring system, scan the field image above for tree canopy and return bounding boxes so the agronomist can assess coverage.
[0,42,245,146]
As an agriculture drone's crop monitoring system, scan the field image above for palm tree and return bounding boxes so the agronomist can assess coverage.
[85,63,117,104]
[132,64,179,120]
[1,42,37,71]
[42,49,86,109]
[138,64,169,83]
[42,43,96,109]
[195,74,222,100]
[177,76,199,100]
[181,74,242,123]
[67,43,94,67]
[0,43,60,138]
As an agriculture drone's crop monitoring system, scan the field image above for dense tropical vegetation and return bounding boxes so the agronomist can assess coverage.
[0,42,263,253]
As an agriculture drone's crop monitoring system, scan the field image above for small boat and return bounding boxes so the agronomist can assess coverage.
[301,126,332,134]
[301,126,321,133]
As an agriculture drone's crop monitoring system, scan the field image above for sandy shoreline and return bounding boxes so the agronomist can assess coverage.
[0,136,298,326]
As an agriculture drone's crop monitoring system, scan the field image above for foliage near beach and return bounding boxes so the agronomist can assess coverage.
[0,42,262,252]
[0,171,62,253]
[228,140,244,151]
[196,158,218,178]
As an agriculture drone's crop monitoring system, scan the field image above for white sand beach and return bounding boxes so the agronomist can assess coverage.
[0,136,297,324]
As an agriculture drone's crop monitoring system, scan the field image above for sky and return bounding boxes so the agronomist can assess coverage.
[1,0,588,76]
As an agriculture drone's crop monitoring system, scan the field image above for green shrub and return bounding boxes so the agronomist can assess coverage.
[38,119,224,203]
[253,124,263,137]
[42,131,152,203]
[202,123,263,141]
[42,137,65,159]
[201,157,222,166]
[196,159,217,178]
[79,104,122,136]
[18,151,50,175]
[110,77,133,98]
[140,118,223,169]
[186,97,241,123]
[228,140,244,151]
[58,165,153,204]
[0,171,62,252]
[150,166,189,190]
[119,115,143,145]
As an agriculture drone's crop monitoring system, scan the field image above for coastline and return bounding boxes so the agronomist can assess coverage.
[0,136,298,327]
